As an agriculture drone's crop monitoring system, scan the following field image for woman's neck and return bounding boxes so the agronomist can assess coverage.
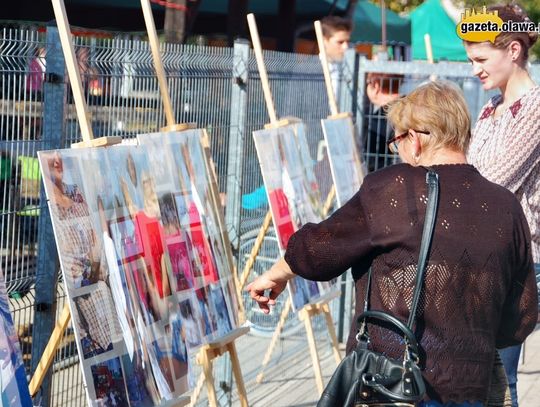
[500,67,536,105]
[417,149,468,167]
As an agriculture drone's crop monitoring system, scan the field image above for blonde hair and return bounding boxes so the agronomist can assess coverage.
[386,81,471,153]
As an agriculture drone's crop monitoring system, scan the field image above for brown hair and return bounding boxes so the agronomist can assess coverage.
[321,16,353,38]
[386,81,472,153]
[488,3,538,61]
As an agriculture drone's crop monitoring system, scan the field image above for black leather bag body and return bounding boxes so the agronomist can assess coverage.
[318,170,439,407]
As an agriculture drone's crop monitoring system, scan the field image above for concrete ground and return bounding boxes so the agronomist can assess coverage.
[518,326,540,407]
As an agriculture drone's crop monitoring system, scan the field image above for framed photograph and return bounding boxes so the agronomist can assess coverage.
[72,282,122,359]
[253,123,331,311]
[321,116,365,206]
[207,283,233,338]
[177,293,204,351]
[89,357,130,406]
[38,150,107,291]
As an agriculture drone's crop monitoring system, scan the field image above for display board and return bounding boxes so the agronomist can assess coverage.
[321,116,365,207]
[252,123,338,311]
[38,132,238,406]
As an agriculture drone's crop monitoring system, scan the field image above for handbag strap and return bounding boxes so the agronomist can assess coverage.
[360,169,439,332]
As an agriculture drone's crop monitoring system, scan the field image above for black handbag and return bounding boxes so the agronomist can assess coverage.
[318,169,439,407]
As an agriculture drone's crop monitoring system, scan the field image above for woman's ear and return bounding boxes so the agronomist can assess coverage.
[508,40,523,62]
[408,130,423,163]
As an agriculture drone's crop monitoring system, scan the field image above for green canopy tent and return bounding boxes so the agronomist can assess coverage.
[410,0,467,61]
[349,0,411,45]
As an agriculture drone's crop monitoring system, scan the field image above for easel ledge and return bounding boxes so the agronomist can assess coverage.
[71,136,122,148]
[190,326,250,407]
[71,136,123,149]
[326,112,352,120]
[161,123,198,132]
[263,117,301,129]
[306,288,341,307]
[196,326,250,363]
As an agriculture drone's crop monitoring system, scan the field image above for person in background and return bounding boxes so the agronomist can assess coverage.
[247,80,538,405]
[363,72,404,172]
[321,16,352,97]
[464,4,540,406]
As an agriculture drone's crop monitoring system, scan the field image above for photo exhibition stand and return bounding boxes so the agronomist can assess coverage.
[315,19,368,356]
[247,13,342,395]
[29,0,123,400]
[31,1,249,406]
[144,2,250,406]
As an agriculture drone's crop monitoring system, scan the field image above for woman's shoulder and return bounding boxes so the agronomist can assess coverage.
[364,163,519,202]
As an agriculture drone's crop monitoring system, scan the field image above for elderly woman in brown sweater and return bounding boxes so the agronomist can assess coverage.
[247,81,538,405]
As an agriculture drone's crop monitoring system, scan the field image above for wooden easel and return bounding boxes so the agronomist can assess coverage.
[255,291,342,394]
[31,1,247,406]
[29,0,123,399]
[140,1,250,405]
[314,19,367,203]
[247,13,342,395]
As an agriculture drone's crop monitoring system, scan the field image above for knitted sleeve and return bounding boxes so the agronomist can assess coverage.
[284,178,374,281]
[496,202,539,347]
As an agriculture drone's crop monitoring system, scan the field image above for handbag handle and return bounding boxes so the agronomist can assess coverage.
[356,310,419,354]
[358,170,439,345]
[407,169,439,328]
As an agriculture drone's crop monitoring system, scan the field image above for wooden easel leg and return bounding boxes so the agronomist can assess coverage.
[301,308,324,395]
[201,350,219,407]
[238,210,273,296]
[256,297,292,383]
[188,372,205,407]
[227,342,249,407]
[29,302,71,397]
[322,304,342,364]
[322,186,336,218]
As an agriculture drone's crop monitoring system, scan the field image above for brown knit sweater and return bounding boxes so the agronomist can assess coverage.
[284,163,538,403]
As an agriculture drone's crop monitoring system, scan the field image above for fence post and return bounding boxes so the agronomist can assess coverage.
[30,25,66,407]
[225,39,250,250]
[338,48,358,116]
[332,49,360,343]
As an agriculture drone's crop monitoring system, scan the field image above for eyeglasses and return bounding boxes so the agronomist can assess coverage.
[387,129,430,154]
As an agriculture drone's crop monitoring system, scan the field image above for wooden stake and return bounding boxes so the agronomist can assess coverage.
[256,297,291,383]
[424,33,434,64]
[247,14,278,124]
[188,373,205,407]
[314,21,339,116]
[140,0,176,127]
[299,306,324,395]
[322,303,342,365]
[200,130,246,322]
[29,303,71,397]
[227,341,249,407]
[256,291,342,389]
[238,210,273,295]
[50,0,94,143]
[322,186,336,218]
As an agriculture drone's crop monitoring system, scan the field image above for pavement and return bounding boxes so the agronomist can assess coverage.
[517,325,540,406]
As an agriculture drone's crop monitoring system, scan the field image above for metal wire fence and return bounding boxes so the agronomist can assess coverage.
[2,25,540,406]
